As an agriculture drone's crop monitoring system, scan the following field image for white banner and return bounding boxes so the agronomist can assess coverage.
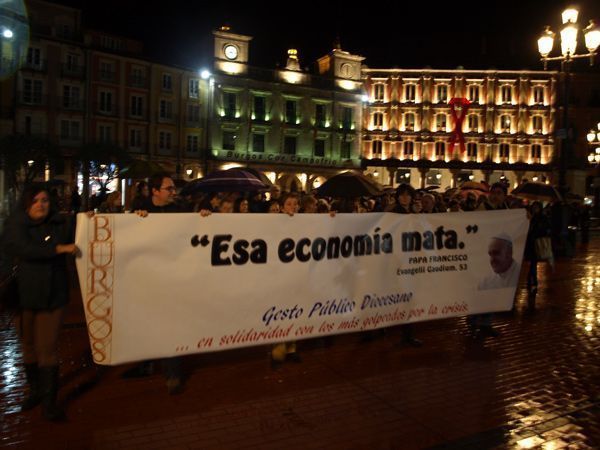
[75,210,528,365]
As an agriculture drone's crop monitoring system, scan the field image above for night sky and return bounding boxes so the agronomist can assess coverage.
[52,0,600,72]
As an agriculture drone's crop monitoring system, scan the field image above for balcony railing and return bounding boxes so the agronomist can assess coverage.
[99,71,116,83]
[22,60,47,72]
[157,113,178,123]
[60,97,86,111]
[94,103,119,116]
[128,76,147,88]
[17,92,47,106]
[61,64,85,78]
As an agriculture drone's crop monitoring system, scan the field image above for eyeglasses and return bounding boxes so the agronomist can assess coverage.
[160,186,176,192]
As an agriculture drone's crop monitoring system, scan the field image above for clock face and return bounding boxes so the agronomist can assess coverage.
[340,63,354,78]
[224,44,238,60]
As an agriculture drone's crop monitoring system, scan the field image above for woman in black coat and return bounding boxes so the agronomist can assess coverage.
[524,201,551,299]
[2,184,77,421]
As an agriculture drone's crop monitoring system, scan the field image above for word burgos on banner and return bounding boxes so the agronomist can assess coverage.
[190,225,466,266]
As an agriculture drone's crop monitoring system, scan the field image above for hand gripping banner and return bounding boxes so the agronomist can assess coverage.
[448,97,471,154]
[75,210,528,365]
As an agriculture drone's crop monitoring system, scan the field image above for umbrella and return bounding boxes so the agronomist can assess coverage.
[120,160,166,179]
[242,167,273,187]
[180,168,268,195]
[511,182,562,202]
[316,171,383,198]
[460,181,489,192]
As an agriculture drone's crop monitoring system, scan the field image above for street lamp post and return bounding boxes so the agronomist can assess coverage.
[537,9,600,193]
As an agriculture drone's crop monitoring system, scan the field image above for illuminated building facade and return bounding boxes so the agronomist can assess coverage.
[208,28,364,191]
[362,69,559,189]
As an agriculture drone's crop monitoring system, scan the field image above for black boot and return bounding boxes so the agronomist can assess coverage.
[21,363,41,411]
[38,366,65,422]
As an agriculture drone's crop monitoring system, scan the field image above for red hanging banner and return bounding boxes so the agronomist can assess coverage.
[448,97,471,154]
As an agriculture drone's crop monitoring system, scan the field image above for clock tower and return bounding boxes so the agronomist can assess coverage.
[316,39,364,86]
[213,26,252,75]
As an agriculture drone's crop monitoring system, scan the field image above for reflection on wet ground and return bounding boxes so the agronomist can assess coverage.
[0,238,599,449]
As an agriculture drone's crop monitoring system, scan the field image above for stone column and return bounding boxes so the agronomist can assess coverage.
[387,167,397,187]
[418,167,429,189]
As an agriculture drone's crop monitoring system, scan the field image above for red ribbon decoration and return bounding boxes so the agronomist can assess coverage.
[448,97,471,154]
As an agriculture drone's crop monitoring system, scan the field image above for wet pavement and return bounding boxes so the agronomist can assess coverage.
[1,236,599,450]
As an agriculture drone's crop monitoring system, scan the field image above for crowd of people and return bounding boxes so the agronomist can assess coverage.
[0,171,594,421]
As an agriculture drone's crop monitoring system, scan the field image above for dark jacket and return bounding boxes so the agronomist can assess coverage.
[1,210,73,310]
[525,213,551,261]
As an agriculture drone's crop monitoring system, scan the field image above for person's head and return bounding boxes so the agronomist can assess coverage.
[234,197,249,213]
[396,183,415,208]
[489,182,507,207]
[270,185,281,200]
[281,192,299,215]
[488,237,514,274]
[267,200,280,213]
[149,172,176,206]
[422,193,435,213]
[22,184,51,222]
[300,195,317,214]
[219,198,234,213]
[136,181,149,198]
[316,199,330,214]
[448,199,461,212]
[529,201,543,216]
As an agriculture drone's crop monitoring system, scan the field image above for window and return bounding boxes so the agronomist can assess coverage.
[436,114,447,131]
[468,114,479,132]
[187,104,200,123]
[314,139,325,157]
[186,135,199,152]
[467,143,478,158]
[62,85,80,109]
[468,85,480,103]
[374,84,385,101]
[437,85,448,103]
[99,125,112,143]
[283,136,297,155]
[129,129,142,148]
[372,140,382,157]
[162,73,172,90]
[131,68,144,86]
[130,96,143,117]
[100,62,114,81]
[315,104,326,127]
[499,143,510,158]
[501,115,511,132]
[531,144,542,160]
[99,91,113,113]
[66,54,79,71]
[435,142,445,158]
[159,100,173,119]
[189,79,199,98]
[254,96,266,121]
[223,131,236,150]
[532,116,543,133]
[26,47,41,67]
[373,112,383,128]
[533,86,544,104]
[159,131,172,150]
[23,79,43,104]
[252,134,265,153]
[404,84,416,102]
[501,85,512,103]
[404,141,414,157]
[405,113,415,131]
[224,92,237,118]
[285,100,297,124]
[342,107,353,129]
[60,120,80,139]
[341,141,351,159]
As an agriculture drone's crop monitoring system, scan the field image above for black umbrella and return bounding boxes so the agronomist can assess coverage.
[120,160,166,179]
[180,168,268,195]
[316,171,383,198]
[242,167,273,187]
[511,182,562,202]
